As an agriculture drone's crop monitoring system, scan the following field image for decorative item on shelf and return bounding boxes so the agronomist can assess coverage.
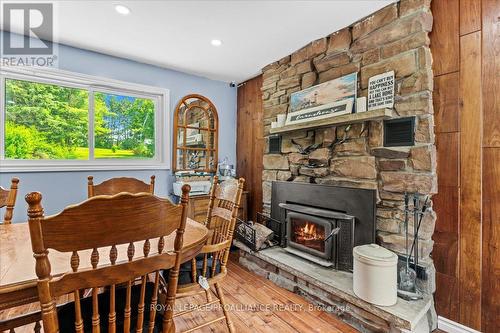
[276,114,286,127]
[172,171,213,197]
[356,96,367,113]
[218,156,235,181]
[271,121,278,129]
[283,72,357,127]
[367,70,395,111]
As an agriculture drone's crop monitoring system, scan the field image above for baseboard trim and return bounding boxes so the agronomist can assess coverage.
[437,316,481,333]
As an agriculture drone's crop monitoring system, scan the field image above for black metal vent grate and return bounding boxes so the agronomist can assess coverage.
[384,117,415,147]
[268,135,281,153]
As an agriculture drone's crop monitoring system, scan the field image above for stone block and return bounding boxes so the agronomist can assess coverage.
[278,76,301,90]
[296,60,313,74]
[264,104,288,118]
[381,32,430,59]
[378,232,434,259]
[360,51,418,89]
[327,27,351,54]
[408,208,436,240]
[351,11,433,54]
[313,52,350,72]
[262,181,272,204]
[400,0,432,17]
[362,48,380,66]
[268,272,296,292]
[418,46,433,69]
[301,72,317,89]
[277,170,293,181]
[263,154,289,170]
[280,66,297,79]
[293,175,311,183]
[318,63,360,83]
[336,123,367,139]
[311,37,328,56]
[288,152,308,164]
[334,138,368,156]
[368,121,383,147]
[316,176,378,190]
[395,91,433,116]
[379,159,406,171]
[309,148,331,164]
[400,69,433,94]
[319,127,336,146]
[291,45,310,65]
[330,156,377,179]
[371,147,410,159]
[262,170,277,181]
[410,145,436,171]
[299,167,329,177]
[377,218,401,234]
[415,116,434,143]
[352,3,398,40]
[381,172,437,194]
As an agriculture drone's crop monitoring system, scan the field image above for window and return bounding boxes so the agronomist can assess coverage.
[0,66,169,172]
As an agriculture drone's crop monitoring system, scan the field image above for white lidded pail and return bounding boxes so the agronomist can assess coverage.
[353,244,398,306]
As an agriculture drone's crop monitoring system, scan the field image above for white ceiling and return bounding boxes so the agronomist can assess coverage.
[3,0,395,83]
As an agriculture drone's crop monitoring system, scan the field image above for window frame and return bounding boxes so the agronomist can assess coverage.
[0,66,170,172]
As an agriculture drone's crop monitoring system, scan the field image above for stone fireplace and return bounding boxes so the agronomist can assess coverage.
[236,1,437,332]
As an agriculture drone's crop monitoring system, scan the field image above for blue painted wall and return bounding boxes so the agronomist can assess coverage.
[0,31,237,222]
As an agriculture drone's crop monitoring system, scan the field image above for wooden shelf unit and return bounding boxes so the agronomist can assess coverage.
[268,108,395,135]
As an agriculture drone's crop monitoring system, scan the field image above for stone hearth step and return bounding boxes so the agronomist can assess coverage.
[234,240,434,333]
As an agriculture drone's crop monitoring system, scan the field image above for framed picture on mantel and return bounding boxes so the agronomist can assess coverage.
[289,72,357,113]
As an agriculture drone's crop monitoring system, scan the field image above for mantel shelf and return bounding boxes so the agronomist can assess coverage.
[268,108,395,135]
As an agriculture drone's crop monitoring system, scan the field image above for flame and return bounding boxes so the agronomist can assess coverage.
[296,221,324,241]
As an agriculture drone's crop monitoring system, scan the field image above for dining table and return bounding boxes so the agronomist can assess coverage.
[0,218,208,311]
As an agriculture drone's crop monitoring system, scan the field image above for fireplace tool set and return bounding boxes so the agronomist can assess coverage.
[398,192,429,301]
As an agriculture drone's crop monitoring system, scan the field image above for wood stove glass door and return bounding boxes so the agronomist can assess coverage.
[287,212,333,260]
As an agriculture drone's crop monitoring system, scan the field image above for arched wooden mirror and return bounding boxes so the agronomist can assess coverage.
[173,94,218,172]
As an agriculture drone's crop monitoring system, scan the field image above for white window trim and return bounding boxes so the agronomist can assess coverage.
[0,65,170,172]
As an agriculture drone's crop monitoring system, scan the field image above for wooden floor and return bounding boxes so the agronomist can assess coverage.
[1,257,357,333]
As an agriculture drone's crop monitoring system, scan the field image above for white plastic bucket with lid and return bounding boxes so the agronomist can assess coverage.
[353,244,398,306]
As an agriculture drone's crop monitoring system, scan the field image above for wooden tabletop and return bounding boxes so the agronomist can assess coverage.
[0,218,208,309]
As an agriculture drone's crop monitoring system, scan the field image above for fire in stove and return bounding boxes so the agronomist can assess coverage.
[292,219,325,252]
[296,221,324,241]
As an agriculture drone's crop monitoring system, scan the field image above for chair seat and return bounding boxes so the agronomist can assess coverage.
[163,255,221,285]
[57,282,164,333]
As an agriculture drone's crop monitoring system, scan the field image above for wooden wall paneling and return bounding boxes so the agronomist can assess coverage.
[460,0,482,35]
[481,148,500,332]
[430,0,460,76]
[237,76,263,221]
[433,73,460,133]
[482,0,500,147]
[436,133,460,186]
[458,31,482,330]
[251,76,264,221]
[435,272,460,321]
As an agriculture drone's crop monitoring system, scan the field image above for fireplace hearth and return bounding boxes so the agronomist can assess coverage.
[272,181,376,272]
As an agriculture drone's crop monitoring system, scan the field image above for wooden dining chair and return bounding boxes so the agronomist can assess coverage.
[0,177,19,224]
[26,185,193,333]
[87,175,155,197]
[165,176,245,333]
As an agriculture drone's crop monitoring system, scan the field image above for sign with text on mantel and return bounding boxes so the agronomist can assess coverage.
[367,71,395,111]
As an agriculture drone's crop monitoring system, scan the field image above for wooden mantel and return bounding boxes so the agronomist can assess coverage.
[268,108,395,135]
